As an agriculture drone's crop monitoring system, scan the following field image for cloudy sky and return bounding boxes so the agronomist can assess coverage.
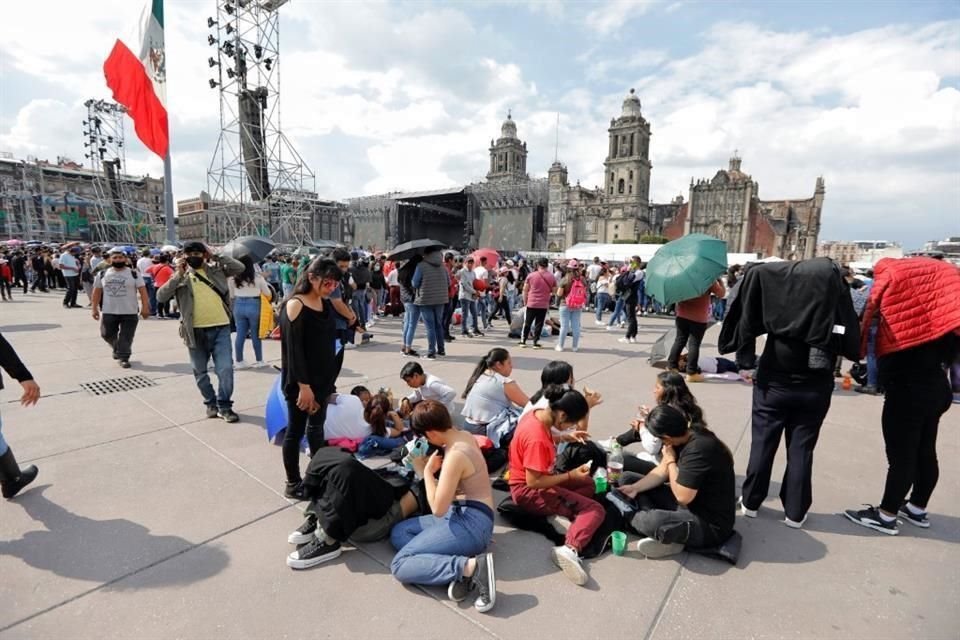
[1,0,958,249]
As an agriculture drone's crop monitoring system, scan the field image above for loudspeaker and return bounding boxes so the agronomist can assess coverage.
[239,88,270,201]
[534,205,544,233]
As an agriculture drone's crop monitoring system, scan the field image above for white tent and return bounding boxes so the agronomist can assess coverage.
[565,242,759,267]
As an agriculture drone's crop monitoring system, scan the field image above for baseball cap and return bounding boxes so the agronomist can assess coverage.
[567,259,580,269]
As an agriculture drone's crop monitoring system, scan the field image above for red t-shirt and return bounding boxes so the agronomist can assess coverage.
[676,281,725,324]
[508,411,556,488]
[147,263,174,288]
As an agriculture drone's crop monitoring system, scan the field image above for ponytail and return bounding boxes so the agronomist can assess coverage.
[462,348,510,399]
[542,384,589,423]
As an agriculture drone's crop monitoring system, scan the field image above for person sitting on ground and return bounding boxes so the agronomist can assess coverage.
[521,360,602,443]
[596,371,707,472]
[389,401,497,613]
[461,348,530,435]
[286,447,422,570]
[618,405,736,559]
[399,361,457,416]
[356,390,407,457]
[509,385,602,586]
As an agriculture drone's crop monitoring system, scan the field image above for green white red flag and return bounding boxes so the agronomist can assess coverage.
[103,0,168,158]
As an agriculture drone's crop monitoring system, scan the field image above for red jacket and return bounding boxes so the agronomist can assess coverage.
[860,257,960,358]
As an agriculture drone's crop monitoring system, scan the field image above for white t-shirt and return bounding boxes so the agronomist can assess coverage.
[387,270,399,287]
[59,252,79,275]
[697,355,719,374]
[323,394,372,440]
[229,274,273,298]
[137,257,154,275]
[473,266,489,282]
[586,264,603,281]
[406,373,457,414]
[94,267,145,315]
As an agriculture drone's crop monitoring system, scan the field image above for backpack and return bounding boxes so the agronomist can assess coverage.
[565,277,587,310]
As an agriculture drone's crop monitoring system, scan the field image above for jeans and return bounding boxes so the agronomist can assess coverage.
[742,377,833,521]
[233,297,263,362]
[419,303,446,355]
[595,292,610,321]
[459,299,479,335]
[608,297,626,326]
[282,283,294,299]
[63,275,79,307]
[630,507,723,549]
[511,477,604,553]
[558,306,582,349]
[866,324,879,388]
[188,325,234,410]
[351,294,368,328]
[878,378,951,513]
[283,398,327,483]
[667,317,708,374]
[390,502,494,586]
[402,302,421,348]
[100,313,139,360]
[141,277,156,315]
[357,434,406,458]
[521,307,547,345]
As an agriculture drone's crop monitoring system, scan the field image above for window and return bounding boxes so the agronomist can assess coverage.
[609,186,613,194]
[614,234,619,240]
[628,185,633,194]
[629,170,633,180]
[618,179,625,194]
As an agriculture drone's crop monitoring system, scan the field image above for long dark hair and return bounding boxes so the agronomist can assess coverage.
[462,347,511,399]
[656,371,705,426]
[645,404,733,463]
[397,256,420,291]
[234,256,255,287]
[363,392,392,437]
[529,360,573,404]
[542,384,589,424]
[292,257,340,295]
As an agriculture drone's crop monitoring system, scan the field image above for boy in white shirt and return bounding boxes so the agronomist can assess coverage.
[398,362,456,416]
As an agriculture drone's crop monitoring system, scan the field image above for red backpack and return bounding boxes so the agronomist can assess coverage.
[565,277,587,310]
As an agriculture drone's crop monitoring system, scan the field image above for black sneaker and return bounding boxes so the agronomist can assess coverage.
[475,330,485,337]
[407,349,420,358]
[205,405,219,419]
[118,359,131,369]
[218,409,240,423]
[284,481,308,501]
[854,385,881,396]
[437,351,446,357]
[287,514,319,544]
[843,505,899,535]
[286,537,342,569]
[445,334,456,342]
[426,353,436,359]
[532,343,542,350]
[898,502,930,528]
[447,575,475,602]
[472,552,496,613]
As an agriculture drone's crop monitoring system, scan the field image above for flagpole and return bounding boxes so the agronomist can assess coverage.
[163,151,175,243]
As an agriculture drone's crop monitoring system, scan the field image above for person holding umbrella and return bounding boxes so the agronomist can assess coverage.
[666,278,725,382]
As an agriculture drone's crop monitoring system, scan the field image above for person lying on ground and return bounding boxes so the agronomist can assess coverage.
[509,385,602,587]
[618,405,736,559]
[389,401,497,613]
[399,361,457,416]
[678,353,741,375]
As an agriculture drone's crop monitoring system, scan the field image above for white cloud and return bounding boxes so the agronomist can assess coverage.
[585,0,659,35]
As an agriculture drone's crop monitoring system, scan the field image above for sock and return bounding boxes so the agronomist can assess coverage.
[877,510,896,523]
[906,502,926,515]
[316,526,336,545]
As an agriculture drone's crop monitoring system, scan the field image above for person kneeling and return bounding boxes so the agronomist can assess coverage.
[619,405,736,558]
[389,401,497,613]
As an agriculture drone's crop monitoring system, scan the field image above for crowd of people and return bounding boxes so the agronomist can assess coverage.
[1,237,958,615]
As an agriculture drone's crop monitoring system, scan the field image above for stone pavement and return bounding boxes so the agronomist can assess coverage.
[0,292,957,640]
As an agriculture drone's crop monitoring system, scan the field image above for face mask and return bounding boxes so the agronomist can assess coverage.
[186,256,204,269]
[111,260,126,268]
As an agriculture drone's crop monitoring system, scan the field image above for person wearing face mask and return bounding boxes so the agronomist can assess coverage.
[91,247,150,369]
[156,241,244,423]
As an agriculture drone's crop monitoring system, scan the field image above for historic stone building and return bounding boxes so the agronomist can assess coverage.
[664,155,825,259]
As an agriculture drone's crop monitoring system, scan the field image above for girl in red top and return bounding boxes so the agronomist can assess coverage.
[508,385,603,586]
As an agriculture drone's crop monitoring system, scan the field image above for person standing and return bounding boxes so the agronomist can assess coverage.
[59,246,82,308]
[556,260,587,353]
[0,332,41,500]
[157,241,244,423]
[146,255,175,318]
[263,255,282,293]
[370,259,386,317]
[279,258,342,499]
[585,257,603,310]
[229,256,273,368]
[413,248,450,359]
[91,248,150,369]
[12,252,28,295]
[0,259,12,301]
[458,257,481,338]
[518,258,556,349]
[137,249,157,317]
[442,252,458,342]
[618,257,645,344]
[666,278,726,381]
[280,258,297,299]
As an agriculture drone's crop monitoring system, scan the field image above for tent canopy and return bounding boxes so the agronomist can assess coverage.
[565,242,759,266]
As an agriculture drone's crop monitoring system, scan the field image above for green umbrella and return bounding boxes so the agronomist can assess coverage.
[644,234,728,305]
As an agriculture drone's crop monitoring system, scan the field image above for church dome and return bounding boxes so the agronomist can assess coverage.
[500,111,518,139]
[621,88,641,118]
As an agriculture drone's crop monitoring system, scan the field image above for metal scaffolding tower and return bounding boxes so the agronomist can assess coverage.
[205,0,316,245]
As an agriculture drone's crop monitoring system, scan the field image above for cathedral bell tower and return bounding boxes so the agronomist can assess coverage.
[603,89,652,237]
[487,111,529,183]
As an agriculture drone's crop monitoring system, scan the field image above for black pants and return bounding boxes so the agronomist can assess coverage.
[742,377,833,521]
[879,378,951,513]
[100,313,139,360]
[521,307,547,345]
[31,271,47,292]
[0,277,11,300]
[491,296,511,321]
[442,298,456,338]
[282,397,328,484]
[625,300,639,339]
[668,317,708,374]
[15,271,27,294]
[63,276,79,307]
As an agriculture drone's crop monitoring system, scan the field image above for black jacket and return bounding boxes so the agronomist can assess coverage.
[0,332,32,391]
[719,258,860,361]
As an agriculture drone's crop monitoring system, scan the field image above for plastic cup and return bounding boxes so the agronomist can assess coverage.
[594,475,608,494]
[611,531,627,556]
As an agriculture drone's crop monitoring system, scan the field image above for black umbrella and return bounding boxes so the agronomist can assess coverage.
[220,236,276,263]
[387,238,446,262]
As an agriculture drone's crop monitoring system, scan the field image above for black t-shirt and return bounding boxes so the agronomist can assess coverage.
[675,431,736,540]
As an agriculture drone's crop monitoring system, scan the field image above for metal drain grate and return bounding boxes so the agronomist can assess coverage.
[80,375,157,396]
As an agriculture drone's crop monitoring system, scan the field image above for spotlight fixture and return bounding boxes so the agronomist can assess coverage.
[209,79,219,88]
[225,3,234,15]
[264,58,273,71]
[207,17,217,28]
[208,57,219,68]
[222,42,235,57]
[207,34,217,46]
[225,24,234,34]
[254,44,263,59]
[226,68,235,79]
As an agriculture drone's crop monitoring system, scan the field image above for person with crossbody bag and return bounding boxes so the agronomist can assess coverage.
[556,260,587,353]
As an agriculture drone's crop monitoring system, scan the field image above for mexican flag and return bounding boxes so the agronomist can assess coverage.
[103,0,168,158]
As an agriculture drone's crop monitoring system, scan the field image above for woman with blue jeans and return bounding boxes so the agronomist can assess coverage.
[229,257,273,368]
[390,400,497,613]
[556,261,585,352]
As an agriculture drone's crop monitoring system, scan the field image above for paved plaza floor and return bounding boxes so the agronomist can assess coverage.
[0,292,957,639]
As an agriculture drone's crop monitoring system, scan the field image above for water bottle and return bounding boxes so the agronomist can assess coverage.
[607,442,624,486]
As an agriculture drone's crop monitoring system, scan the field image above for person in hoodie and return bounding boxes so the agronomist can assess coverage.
[413,248,451,359]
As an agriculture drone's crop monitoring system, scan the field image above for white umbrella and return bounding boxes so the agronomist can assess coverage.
[160,244,179,253]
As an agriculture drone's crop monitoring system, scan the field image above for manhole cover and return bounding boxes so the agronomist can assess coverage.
[80,375,157,396]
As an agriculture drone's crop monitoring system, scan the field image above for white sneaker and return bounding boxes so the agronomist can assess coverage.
[550,545,588,586]
[572,346,580,353]
[595,437,615,452]
[629,337,637,344]
[618,337,630,343]
[619,322,625,328]
[234,360,249,369]
[739,497,757,518]
[595,320,605,326]
[253,360,268,368]
[554,345,564,352]
[606,325,616,331]
[784,515,807,529]
[636,537,685,559]
[344,343,357,350]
